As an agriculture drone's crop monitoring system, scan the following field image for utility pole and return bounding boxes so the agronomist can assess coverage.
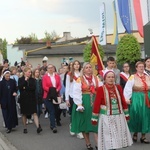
[147,0,150,21]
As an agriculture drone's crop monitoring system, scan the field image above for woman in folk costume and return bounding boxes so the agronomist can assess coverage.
[65,60,83,138]
[92,71,133,150]
[120,63,130,89]
[124,61,150,143]
[71,62,103,150]
[65,60,81,112]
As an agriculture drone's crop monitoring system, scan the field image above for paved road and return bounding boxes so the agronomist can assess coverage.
[0,111,150,150]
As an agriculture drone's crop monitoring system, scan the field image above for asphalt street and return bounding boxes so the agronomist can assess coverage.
[0,111,150,150]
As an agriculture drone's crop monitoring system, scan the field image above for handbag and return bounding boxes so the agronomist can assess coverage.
[59,102,67,109]
[52,97,62,104]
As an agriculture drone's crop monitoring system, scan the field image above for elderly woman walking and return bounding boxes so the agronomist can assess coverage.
[92,71,133,150]
[124,61,150,143]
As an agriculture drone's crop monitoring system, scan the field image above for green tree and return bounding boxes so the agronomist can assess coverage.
[15,36,32,44]
[0,38,7,59]
[43,30,59,41]
[116,34,141,65]
[83,43,104,62]
[0,39,2,51]
[29,33,38,43]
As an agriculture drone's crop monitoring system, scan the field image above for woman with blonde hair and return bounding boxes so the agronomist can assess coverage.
[18,67,42,134]
[71,62,102,149]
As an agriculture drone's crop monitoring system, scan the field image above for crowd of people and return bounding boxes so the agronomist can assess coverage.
[0,56,150,150]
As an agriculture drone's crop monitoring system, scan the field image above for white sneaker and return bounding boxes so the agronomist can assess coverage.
[69,124,75,136]
[70,130,75,136]
[77,132,84,139]
[18,114,22,118]
[45,112,49,119]
[28,119,33,124]
[2,122,5,128]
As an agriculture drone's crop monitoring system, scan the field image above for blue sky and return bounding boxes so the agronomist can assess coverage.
[0,0,149,43]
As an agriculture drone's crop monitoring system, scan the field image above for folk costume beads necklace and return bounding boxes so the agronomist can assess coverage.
[136,73,150,108]
[105,84,122,115]
[84,75,95,106]
[105,84,117,103]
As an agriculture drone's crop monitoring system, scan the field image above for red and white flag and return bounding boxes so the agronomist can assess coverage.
[90,36,104,75]
[133,0,144,37]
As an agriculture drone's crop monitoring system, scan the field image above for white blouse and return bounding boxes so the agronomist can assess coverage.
[73,75,103,106]
[65,72,80,101]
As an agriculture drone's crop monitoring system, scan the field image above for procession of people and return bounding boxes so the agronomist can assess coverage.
[1,56,150,150]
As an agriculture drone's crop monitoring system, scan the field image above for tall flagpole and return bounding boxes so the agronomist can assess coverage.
[147,0,150,21]
[103,2,107,45]
[128,0,133,33]
[103,2,108,59]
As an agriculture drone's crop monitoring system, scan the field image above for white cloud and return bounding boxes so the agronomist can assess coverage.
[65,18,83,24]
[22,0,63,12]
[0,0,142,43]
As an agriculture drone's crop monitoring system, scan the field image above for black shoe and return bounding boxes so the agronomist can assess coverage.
[39,124,42,129]
[6,129,11,133]
[37,127,42,134]
[63,112,66,117]
[132,133,138,142]
[95,146,98,150]
[39,124,43,131]
[86,144,93,150]
[23,129,28,134]
[140,137,150,144]
[53,128,57,133]
[50,126,53,130]
[57,122,62,126]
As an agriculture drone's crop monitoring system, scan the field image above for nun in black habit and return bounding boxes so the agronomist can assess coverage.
[0,71,18,133]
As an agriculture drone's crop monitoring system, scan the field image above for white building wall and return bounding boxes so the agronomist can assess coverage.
[27,55,83,70]
[7,45,24,66]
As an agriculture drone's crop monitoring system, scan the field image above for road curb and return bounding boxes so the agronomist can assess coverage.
[0,132,18,150]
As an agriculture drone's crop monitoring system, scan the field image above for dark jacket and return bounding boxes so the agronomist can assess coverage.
[47,87,58,102]
[18,76,37,114]
[35,78,43,104]
[0,78,17,109]
[0,78,18,129]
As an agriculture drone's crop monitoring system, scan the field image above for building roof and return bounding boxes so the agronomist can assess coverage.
[26,44,86,56]
[12,35,144,57]
[13,43,46,51]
